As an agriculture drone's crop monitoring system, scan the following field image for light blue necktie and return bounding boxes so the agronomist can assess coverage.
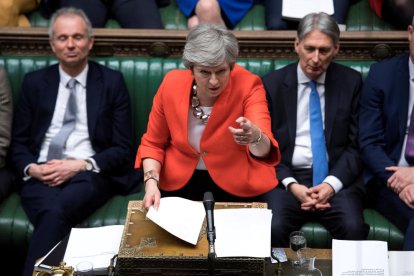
[47,78,78,160]
[308,80,328,186]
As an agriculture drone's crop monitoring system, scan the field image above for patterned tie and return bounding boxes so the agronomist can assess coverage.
[405,103,414,164]
[47,78,78,160]
[308,80,328,185]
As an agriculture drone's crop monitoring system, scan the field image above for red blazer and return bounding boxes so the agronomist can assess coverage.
[136,65,280,197]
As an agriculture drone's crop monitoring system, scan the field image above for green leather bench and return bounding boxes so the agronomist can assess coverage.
[0,0,406,272]
[0,56,404,272]
[27,0,397,31]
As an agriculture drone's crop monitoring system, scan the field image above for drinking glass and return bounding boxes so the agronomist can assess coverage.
[76,261,94,275]
[289,231,307,252]
[289,231,307,266]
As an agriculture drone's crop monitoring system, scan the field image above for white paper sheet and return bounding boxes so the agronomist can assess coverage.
[389,251,414,276]
[146,197,205,245]
[332,239,389,276]
[146,197,272,258]
[214,208,272,258]
[282,0,334,20]
[63,225,124,271]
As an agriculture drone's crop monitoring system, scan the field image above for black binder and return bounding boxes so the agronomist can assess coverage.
[35,234,70,272]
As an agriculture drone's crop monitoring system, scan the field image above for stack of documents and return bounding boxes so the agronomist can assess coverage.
[333,239,414,276]
[282,0,334,20]
[146,197,272,258]
[63,225,124,272]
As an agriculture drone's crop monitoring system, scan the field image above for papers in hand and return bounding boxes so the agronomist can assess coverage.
[146,197,272,258]
[63,225,124,272]
[146,197,205,245]
[282,0,334,20]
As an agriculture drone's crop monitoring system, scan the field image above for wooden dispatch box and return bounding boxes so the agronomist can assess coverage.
[115,200,271,275]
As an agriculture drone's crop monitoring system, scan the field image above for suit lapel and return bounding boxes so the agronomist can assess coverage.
[180,75,194,149]
[397,56,410,139]
[324,66,339,143]
[39,65,60,140]
[85,62,102,139]
[284,65,298,146]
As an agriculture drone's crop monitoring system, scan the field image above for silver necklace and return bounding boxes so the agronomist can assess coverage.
[191,84,210,124]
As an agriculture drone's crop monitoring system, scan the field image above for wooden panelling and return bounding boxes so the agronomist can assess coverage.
[0,27,408,60]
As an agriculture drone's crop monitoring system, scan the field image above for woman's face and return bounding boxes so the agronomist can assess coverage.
[192,63,231,103]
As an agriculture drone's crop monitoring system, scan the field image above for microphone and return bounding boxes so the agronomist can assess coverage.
[203,191,216,255]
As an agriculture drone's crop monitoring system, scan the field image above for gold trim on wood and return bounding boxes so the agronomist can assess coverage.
[0,27,408,60]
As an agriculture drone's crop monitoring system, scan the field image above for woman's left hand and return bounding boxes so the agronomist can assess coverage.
[228,116,260,145]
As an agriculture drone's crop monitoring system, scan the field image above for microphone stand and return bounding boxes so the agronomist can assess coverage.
[203,191,216,276]
[208,250,216,276]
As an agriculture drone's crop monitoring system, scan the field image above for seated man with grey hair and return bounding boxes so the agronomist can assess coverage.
[263,12,368,246]
[11,7,138,275]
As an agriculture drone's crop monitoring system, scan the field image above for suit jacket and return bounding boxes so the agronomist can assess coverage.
[359,53,411,183]
[0,67,13,168]
[263,62,363,188]
[11,61,136,190]
[136,64,281,197]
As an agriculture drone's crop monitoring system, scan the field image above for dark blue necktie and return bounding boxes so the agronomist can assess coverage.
[405,102,414,164]
[47,78,78,160]
[308,80,328,186]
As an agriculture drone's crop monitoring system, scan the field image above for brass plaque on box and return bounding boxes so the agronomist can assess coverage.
[116,200,270,275]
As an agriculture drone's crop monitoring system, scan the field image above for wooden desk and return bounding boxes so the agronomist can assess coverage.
[285,248,332,260]
[33,248,333,276]
[276,248,332,276]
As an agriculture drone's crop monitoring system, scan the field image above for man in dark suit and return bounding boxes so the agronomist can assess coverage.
[262,12,368,247]
[359,17,414,250]
[10,8,137,275]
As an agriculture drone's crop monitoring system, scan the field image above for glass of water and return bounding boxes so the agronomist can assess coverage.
[289,231,307,266]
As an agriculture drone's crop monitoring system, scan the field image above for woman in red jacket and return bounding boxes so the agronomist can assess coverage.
[136,24,280,212]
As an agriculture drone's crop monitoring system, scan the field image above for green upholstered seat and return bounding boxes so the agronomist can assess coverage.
[302,210,405,249]
[27,0,398,31]
[0,57,376,141]
[0,56,404,256]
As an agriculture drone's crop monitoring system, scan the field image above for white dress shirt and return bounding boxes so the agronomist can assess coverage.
[37,65,96,163]
[282,65,343,193]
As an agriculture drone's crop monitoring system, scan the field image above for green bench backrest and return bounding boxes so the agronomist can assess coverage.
[0,56,375,144]
[0,56,406,252]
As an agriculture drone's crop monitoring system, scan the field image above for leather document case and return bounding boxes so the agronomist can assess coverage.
[116,200,271,275]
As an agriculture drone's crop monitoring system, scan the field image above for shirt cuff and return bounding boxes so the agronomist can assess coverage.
[23,163,35,181]
[282,177,298,189]
[87,158,100,173]
[323,175,343,194]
